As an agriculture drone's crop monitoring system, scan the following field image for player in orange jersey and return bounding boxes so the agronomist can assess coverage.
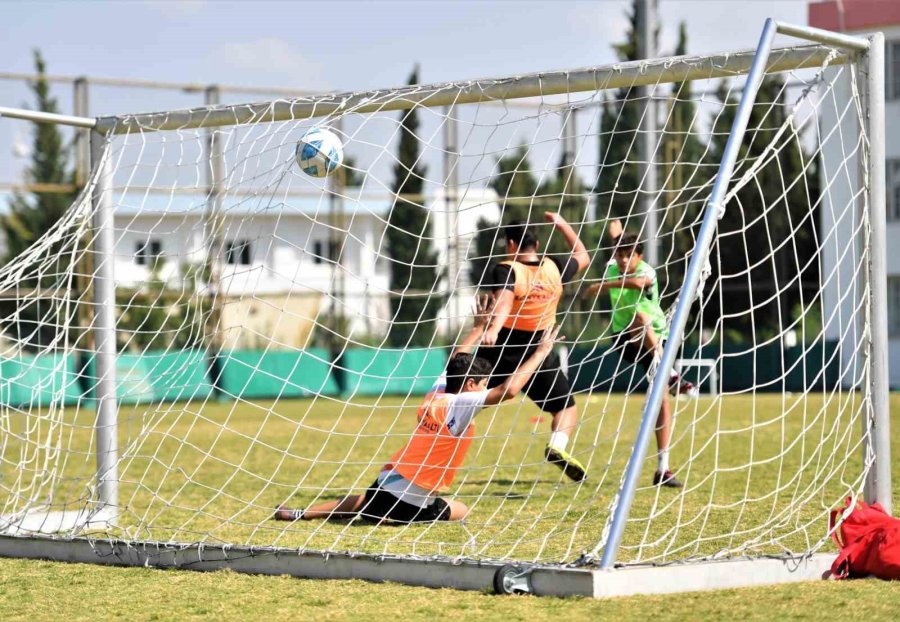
[480,212,590,482]
[273,300,561,524]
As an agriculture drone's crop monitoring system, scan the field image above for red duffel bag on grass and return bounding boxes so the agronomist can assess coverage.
[830,497,900,580]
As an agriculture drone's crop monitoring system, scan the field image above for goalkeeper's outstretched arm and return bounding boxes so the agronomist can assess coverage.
[451,294,493,357]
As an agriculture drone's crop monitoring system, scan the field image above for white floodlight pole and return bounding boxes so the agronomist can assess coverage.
[443,107,461,334]
[598,19,779,569]
[638,0,659,265]
[862,33,892,513]
[89,130,119,509]
[204,86,225,377]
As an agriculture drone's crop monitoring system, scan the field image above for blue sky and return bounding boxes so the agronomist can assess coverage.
[0,0,809,184]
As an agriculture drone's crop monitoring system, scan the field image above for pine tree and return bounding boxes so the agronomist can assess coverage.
[660,22,707,289]
[385,66,444,346]
[704,76,820,339]
[2,50,76,349]
[593,2,643,223]
[3,50,74,264]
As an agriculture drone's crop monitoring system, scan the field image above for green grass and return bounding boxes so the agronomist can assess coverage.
[2,557,900,621]
[1,391,899,617]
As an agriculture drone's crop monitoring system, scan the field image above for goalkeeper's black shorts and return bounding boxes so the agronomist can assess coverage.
[477,328,575,414]
[357,481,451,524]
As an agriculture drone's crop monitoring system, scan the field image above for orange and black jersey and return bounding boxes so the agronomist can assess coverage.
[489,254,579,337]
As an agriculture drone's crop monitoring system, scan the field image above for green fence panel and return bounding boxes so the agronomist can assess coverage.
[86,349,213,404]
[218,349,339,399]
[0,353,81,407]
[783,341,841,392]
[569,340,842,395]
[341,348,447,396]
[568,346,637,393]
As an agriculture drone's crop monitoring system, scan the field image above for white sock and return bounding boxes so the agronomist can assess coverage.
[548,431,569,452]
[658,449,670,474]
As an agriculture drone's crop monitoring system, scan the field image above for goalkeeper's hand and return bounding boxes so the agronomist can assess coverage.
[472,294,494,330]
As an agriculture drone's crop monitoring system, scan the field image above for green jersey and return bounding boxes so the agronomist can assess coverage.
[605,259,668,337]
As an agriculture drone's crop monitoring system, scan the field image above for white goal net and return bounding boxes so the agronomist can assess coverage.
[0,32,886,575]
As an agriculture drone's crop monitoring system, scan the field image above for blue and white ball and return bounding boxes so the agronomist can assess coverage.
[295,127,344,178]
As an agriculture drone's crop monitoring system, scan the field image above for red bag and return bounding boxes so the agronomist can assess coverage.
[830,497,900,580]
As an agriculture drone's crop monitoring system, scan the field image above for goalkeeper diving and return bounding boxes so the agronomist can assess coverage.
[274,296,562,524]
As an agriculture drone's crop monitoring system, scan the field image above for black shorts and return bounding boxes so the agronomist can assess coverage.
[611,331,661,377]
[478,329,575,414]
[358,481,451,524]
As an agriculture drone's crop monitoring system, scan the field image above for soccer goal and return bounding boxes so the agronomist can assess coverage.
[0,19,889,597]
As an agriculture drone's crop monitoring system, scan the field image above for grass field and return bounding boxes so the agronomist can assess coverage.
[1,391,897,618]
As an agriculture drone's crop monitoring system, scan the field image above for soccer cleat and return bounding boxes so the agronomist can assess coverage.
[668,373,697,397]
[545,446,587,482]
[273,504,304,521]
[653,469,684,488]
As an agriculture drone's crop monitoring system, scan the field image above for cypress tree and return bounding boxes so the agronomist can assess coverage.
[385,66,444,346]
[3,50,74,264]
[2,50,76,349]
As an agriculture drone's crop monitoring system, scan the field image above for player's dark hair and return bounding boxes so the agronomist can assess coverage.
[445,353,493,394]
[616,232,644,255]
[504,220,538,251]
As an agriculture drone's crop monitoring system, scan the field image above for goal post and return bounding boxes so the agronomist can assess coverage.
[0,20,889,597]
[596,19,891,569]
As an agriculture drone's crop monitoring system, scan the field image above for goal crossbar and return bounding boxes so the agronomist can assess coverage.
[94,44,847,135]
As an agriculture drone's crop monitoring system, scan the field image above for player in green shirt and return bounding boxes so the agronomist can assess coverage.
[584,219,688,488]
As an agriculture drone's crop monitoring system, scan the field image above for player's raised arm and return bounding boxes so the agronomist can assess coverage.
[482,289,513,346]
[544,212,590,273]
[483,326,561,406]
[452,294,493,356]
[608,218,624,242]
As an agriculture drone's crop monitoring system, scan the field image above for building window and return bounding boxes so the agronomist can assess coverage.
[225,239,252,265]
[890,278,900,338]
[889,159,900,222]
[311,240,339,265]
[889,41,900,101]
[135,239,162,266]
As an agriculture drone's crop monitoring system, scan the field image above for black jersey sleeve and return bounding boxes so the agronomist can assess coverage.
[489,263,515,292]
[551,254,580,283]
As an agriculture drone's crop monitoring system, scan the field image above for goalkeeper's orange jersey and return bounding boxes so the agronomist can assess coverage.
[386,392,474,493]
[501,258,563,332]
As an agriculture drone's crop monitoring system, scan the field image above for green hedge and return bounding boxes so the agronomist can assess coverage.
[341,348,447,396]
[86,349,213,404]
[218,348,339,399]
[0,353,81,407]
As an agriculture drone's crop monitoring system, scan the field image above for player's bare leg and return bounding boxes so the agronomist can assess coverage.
[546,404,586,482]
[274,493,366,521]
[445,499,469,520]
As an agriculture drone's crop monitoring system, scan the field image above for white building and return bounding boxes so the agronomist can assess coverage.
[113,187,500,348]
[810,0,900,387]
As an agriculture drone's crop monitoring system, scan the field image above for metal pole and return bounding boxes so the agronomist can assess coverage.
[329,116,346,349]
[73,78,90,188]
[598,19,779,569]
[863,33,892,513]
[443,106,460,335]
[0,105,95,128]
[89,130,118,509]
[204,86,225,389]
[638,0,659,265]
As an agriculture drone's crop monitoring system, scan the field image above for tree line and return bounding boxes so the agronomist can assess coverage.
[7,0,821,352]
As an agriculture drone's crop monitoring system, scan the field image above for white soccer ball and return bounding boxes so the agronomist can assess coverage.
[295,127,344,178]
